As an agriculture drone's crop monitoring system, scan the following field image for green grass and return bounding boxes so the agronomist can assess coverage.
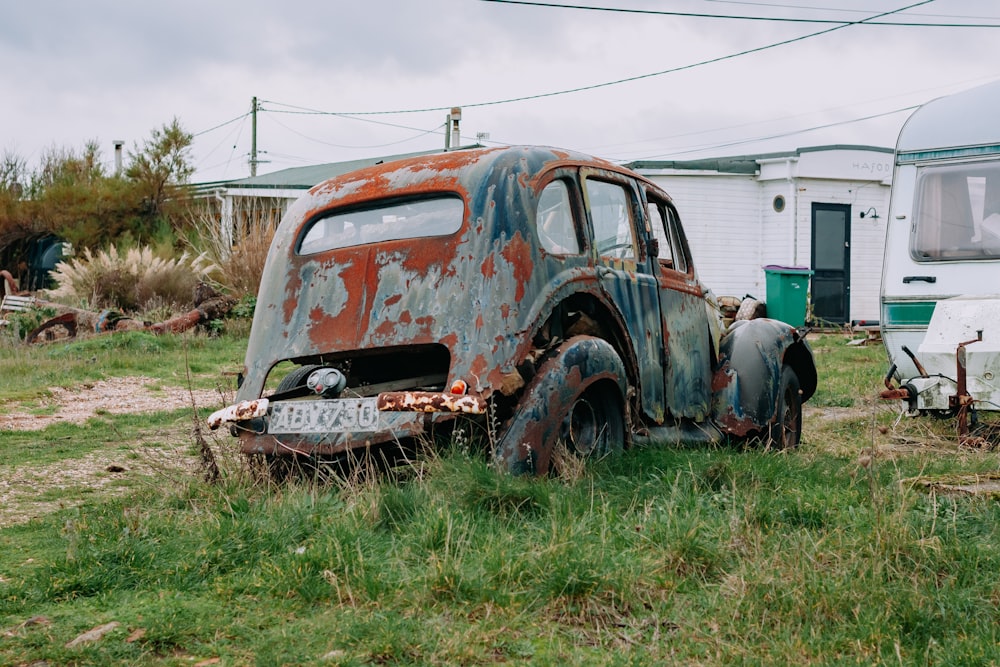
[2,332,1000,664]
[0,329,245,402]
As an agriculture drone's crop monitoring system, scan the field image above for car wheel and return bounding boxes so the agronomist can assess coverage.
[562,383,625,458]
[766,365,802,450]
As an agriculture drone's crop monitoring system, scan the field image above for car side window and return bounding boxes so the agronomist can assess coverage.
[536,181,580,254]
[586,179,637,260]
[665,205,690,274]
[646,201,675,268]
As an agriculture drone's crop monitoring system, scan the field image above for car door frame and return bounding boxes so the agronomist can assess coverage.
[579,167,667,422]
[643,188,713,421]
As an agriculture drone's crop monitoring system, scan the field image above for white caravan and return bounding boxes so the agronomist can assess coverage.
[880,80,1000,422]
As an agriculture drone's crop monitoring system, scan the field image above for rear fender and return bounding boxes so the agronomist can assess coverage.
[711,319,816,437]
[495,335,627,475]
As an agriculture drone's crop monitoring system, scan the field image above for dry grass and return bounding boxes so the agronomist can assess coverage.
[183,198,277,298]
[45,245,218,313]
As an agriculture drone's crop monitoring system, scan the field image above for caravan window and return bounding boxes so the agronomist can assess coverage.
[911,161,1000,261]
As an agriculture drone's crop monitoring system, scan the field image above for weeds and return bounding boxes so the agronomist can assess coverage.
[183,198,276,298]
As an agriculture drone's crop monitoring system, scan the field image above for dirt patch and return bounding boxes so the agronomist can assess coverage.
[0,440,197,527]
[0,376,230,527]
[0,376,226,431]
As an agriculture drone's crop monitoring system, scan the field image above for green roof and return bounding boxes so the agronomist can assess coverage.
[195,146,482,192]
[626,145,893,175]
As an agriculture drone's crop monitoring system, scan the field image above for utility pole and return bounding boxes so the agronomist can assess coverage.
[250,96,258,177]
[445,107,461,151]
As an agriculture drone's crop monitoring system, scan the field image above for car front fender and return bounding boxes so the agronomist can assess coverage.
[711,319,816,437]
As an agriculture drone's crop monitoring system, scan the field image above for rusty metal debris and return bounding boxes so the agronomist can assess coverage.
[15,283,236,344]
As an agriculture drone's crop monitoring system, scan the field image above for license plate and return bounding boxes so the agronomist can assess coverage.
[268,398,379,434]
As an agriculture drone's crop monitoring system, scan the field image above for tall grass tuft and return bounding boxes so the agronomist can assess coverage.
[183,198,277,298]
[45,245,218,313]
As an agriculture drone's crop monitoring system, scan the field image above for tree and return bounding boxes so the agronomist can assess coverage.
[32,141,106,196]
[125,117,194,218]
[0,149,28,199]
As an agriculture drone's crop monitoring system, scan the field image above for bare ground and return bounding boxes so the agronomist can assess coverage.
[0,376,227,527]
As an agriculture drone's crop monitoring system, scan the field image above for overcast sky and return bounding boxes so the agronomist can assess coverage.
[4,0,1000,183]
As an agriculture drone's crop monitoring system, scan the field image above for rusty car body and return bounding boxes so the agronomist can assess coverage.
[209,146,816,475]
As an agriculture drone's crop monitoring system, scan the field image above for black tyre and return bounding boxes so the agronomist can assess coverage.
[766,365,802,450]
[562,383,626,458]
[275,364,322,395]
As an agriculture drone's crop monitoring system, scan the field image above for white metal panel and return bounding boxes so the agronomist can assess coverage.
[897,79,1000,154]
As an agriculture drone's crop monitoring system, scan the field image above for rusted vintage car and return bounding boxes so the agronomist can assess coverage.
[209,146,816,475]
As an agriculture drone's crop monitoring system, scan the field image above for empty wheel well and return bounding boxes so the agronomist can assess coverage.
[783,341,817,402]
[534,294,635,373]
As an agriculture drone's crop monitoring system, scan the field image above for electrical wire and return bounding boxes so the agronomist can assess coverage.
[255,1,937,116]
[480,0,1000,27]
[192,112,251,137]
[623,105,918,161]
[265,112,447,150]
[261,101,447,135]
[583,72,1000,155]
[698,0,998,21]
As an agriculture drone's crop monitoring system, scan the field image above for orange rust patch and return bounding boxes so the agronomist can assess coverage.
[481,254,496,279]
[283,269,302,324]
[500,232,533,302]
[470,353,490,384]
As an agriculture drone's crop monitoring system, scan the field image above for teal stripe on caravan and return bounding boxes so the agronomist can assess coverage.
[882,301,936,326]
[897,144,1000,164]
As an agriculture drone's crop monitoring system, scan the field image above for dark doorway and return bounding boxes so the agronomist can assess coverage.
[810,203,851,324]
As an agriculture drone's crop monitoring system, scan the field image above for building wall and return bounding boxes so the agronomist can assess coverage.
[793,178,890,323]
[649,174,762,297]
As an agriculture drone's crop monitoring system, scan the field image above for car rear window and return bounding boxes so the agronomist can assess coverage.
[298,196,464,254]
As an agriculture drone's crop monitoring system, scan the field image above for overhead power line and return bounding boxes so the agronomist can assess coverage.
[193,112,251,137]
[480,0,1000,27]
[629,105,919,161]
[265,112,447,150]
[699,0,995,22]
[480,0,1000,28]
[252,0,937,116]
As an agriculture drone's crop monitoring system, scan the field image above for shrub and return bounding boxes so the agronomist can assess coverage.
[45,245,218,313]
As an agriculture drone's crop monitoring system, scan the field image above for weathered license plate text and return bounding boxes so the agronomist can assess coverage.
[268,399,379,434]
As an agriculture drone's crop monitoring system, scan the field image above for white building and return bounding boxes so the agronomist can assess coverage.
[629,145,893,325]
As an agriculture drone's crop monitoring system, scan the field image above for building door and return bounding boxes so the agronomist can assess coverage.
[810,203,851,324]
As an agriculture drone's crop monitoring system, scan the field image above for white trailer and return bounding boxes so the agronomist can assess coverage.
[880,80,1000,428]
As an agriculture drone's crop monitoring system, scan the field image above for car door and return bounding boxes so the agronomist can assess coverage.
[645,192,712,421]
[581,169,666,421]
